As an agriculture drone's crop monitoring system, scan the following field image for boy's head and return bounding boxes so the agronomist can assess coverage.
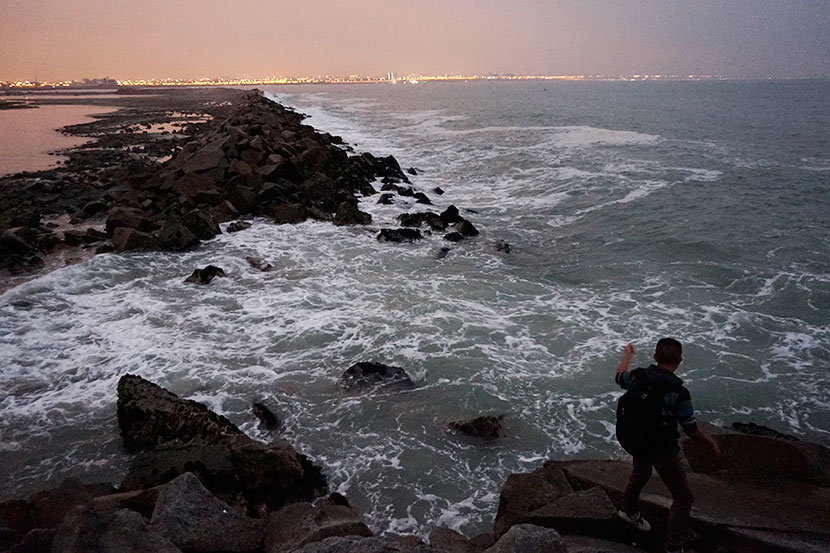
[654,338,683,369]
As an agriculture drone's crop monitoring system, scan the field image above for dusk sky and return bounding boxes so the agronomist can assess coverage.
[1,0,829,81]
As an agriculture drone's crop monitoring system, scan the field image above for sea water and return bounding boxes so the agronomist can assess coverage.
[1,80,828,536]
[0,103,117,176]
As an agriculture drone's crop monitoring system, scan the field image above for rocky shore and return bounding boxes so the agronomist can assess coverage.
[1,374,828,553]
[0,87,480,291]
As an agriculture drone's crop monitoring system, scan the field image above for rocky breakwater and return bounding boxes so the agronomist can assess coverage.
[102,90,408,253]
[0,375,372,553]
[492,423,830,553]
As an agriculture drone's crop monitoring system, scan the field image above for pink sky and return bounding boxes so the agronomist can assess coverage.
[1,0,828,81]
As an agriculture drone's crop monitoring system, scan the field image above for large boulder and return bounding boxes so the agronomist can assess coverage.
[493,461,573,539]
[264,496,372,553]
[428,527,478,553]
[182,209,220,240]
[150,472,263,553]
[333,202,371,226]
[116,374,243,453]
[290,536,433,553]
[682,423,830,486]
[105,206,153,234]
[111,227,159,252]
[0,499,35,536]
[483,524,566,553]
[52,507,181,553]
[157,217,199,251]
[521,487,620,539]
[120,435,326,514]
[28,478,115,529]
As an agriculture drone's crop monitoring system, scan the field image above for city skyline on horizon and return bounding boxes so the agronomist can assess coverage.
[2,1,829,82]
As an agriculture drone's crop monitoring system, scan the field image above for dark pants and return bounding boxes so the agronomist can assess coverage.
[623,449,694,550]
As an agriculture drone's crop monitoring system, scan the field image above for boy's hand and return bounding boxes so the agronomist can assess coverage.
[616,343,635,376]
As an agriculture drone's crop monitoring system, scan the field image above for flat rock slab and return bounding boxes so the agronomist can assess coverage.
[562,460,830,549]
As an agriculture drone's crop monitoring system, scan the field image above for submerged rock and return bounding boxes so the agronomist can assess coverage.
[184,265,226,284]
[252,402,280,429]
[338,362,414,391]
[226,220,252,233]
[377,229,422,243]
[448,415,505,441]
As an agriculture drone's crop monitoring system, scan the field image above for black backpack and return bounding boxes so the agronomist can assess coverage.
[616,375,666,456]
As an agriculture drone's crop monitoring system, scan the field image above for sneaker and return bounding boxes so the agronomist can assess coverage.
[617,509,652,531]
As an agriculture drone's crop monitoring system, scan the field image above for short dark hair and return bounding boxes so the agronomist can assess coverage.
[655,338,682,366]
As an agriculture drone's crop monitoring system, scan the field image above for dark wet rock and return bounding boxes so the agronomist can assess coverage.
[173,173,224,206]
[731,421,799,441]
[116,374,242,453]
[91,486,164,520]
[406,167,418,176]
[377,228,422,243]
[273,204,308,225]
[1,227,39,254]
[483,524,566,553]
[493,240,511,254]
[81,200,108,216]
[0,499,35,534]
[52,507,181,553]
[436,247,451,260]
[338,362,414,391]
[182,209,220,240]
[453,219,480,237]
[226,220,252,233]
[398,212,445,231]
[252,402,280,429]
[682,423,830,485]
[413,192,432,205]
[0,528,21,551]
[377,193,395,205]
[561,535,645,553]
[8,527,56,553]
[120,435,327,514]
[157,217,199,251]
[560,458,830,553]
[443,232,465,242]
[184,265,226,285]
[150,472,264,553]
[333,202,372,226]
[432,187,445,195]
[493,461,573,539]
[105,206,153,234]
[111,228,159,252]
[264,496,372,553]
[290,536,433,553]
[448,415,505,441]
[429,527,477,553]
[440,205,461,225]
[246,257,273,272]
[521,487,619,539]
[28,478,115,529]
[85,227,109,241]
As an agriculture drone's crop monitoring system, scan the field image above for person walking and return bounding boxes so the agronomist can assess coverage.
[614,339,721,553]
